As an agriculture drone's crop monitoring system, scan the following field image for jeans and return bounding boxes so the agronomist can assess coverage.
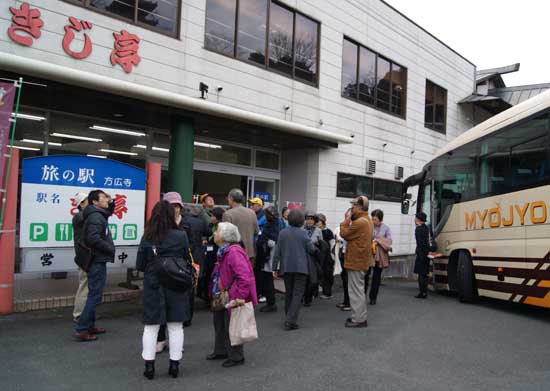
[283,273,308,325]
[76,262,107,332]
[365,266,383,301]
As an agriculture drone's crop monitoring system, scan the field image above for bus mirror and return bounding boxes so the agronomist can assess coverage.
[401,199,410,215]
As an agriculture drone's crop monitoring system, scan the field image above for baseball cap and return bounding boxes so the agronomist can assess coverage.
[248,197,263,206]
[163,192,183,207]
[350,195,369,209]
[199,193,211,203]
[75,192,88,207]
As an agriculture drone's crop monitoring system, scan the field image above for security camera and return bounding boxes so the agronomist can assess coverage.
[350,133,355,138]
[382,143,387,148]
[216,86,223,92]
[199,82,209,99]
[283,105,290,111]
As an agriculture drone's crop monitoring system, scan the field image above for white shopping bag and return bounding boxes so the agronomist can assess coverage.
[229,302,258,346]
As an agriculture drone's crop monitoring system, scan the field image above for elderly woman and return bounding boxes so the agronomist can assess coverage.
[273,209,318,330]
[207,222,257,368]
[365,209,392,305]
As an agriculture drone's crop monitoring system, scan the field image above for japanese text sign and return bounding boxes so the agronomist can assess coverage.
[19,155,146,248]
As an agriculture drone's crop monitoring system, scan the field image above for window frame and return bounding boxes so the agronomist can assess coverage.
[204,0,321,87]
[341,36,408,119]
[336,172,404,203]
[62,0,182,38]
[424,79,447,134]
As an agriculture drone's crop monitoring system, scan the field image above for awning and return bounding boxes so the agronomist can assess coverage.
[0,52,353,146]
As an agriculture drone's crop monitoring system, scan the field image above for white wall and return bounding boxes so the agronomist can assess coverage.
[1,0,476,254]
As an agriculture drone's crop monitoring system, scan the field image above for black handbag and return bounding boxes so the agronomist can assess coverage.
[152,246,194,292]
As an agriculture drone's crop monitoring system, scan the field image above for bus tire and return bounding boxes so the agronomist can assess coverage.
[457,251,477,303]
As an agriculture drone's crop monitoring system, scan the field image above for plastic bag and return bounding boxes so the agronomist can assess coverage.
[229,302,258,346]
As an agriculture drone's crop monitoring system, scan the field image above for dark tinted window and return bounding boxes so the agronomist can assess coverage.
[86,0,180,36]
[336,172,373,199]
[205,0,236,55]
[256,150,279,170]
[425,80,447,133]
[204,0,319,86]
[237,0,267,65]
[372,179,403,202]
[358,47,376,105]
[391,64,405,116]
[268,3,294,76]
[341,37,407,118]
[341,40,358,98]
[294,13,318,83]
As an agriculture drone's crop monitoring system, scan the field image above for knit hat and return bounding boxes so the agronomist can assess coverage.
[163,192,183,207]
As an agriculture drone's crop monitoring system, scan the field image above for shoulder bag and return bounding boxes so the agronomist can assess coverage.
[152,246,194,293]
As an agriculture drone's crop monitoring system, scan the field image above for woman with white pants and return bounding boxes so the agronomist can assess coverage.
[136,200,193,380]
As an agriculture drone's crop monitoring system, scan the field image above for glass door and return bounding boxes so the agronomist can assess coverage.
[249,177,279,209]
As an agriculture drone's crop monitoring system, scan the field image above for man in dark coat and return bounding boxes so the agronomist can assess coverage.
[75,190,115,341]
[414,212,431,299]
[182,204,212,301]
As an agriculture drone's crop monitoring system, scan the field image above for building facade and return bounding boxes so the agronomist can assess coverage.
[0,0,475,261]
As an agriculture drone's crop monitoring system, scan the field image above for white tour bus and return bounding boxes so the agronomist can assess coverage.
[402,90,550,308]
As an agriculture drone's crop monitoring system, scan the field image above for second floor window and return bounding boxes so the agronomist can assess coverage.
[205,0,319,86]
[67,0,180,37]
[341,37,407,118]
[425,80,447,133]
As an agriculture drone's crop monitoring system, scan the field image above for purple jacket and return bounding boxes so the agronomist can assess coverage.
[209,244,258,308]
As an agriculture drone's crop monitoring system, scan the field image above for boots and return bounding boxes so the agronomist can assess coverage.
[143,360,155,380]
[168,360,180,378]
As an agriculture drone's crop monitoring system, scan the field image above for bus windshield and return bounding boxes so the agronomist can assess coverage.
[418,110,550,232]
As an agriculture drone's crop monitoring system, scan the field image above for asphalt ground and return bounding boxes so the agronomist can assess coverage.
[1,279,549,391]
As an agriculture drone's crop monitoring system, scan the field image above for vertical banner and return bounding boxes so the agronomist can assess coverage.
[0,82,16,190]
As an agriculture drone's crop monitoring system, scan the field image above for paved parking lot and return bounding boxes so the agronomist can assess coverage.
[1,279,549,391]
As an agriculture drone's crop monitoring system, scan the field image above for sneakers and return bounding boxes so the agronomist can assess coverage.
[258,296,267,303]
[319,294,333,300]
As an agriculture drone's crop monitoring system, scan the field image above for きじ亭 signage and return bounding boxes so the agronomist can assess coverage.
[19,155,146,249]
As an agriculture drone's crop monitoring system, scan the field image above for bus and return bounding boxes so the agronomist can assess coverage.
[402,90,550,308]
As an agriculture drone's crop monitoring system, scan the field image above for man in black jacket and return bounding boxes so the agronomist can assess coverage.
[75,190,115,341]
[414,212,430,299]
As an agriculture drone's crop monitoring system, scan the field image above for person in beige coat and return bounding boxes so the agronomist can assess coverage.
[222,189,259,260]
[339,195,374,328]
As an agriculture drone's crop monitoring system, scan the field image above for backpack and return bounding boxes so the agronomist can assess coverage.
[152,246,194,292]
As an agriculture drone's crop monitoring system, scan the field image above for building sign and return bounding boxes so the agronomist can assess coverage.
[6,2,141,73]
[253,192,271,203]
[0,82,16,190]
[19,155,146,249]
[20,247,138,273]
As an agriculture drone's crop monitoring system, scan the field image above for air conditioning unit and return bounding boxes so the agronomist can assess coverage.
[395,165,404,180]
[366,159,376,175]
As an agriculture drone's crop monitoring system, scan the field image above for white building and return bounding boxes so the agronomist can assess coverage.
[0,0,475,262]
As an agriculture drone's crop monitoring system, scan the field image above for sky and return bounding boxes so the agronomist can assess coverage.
[384,0,550,86]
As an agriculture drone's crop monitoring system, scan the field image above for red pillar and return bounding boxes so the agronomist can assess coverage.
[145,162,161,221]
[0,148,20,315]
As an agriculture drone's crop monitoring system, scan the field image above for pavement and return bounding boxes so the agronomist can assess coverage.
[1,279,550,391]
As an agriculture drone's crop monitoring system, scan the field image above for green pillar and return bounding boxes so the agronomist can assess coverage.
[168,118,194,202]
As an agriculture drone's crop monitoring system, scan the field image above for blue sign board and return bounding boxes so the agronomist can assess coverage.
[22,155,145,190]
[253,191,271,203]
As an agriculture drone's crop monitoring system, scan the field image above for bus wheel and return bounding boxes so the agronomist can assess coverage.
[457,251,477,303]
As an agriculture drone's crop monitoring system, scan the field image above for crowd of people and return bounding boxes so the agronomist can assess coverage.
[70,187,432,380]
